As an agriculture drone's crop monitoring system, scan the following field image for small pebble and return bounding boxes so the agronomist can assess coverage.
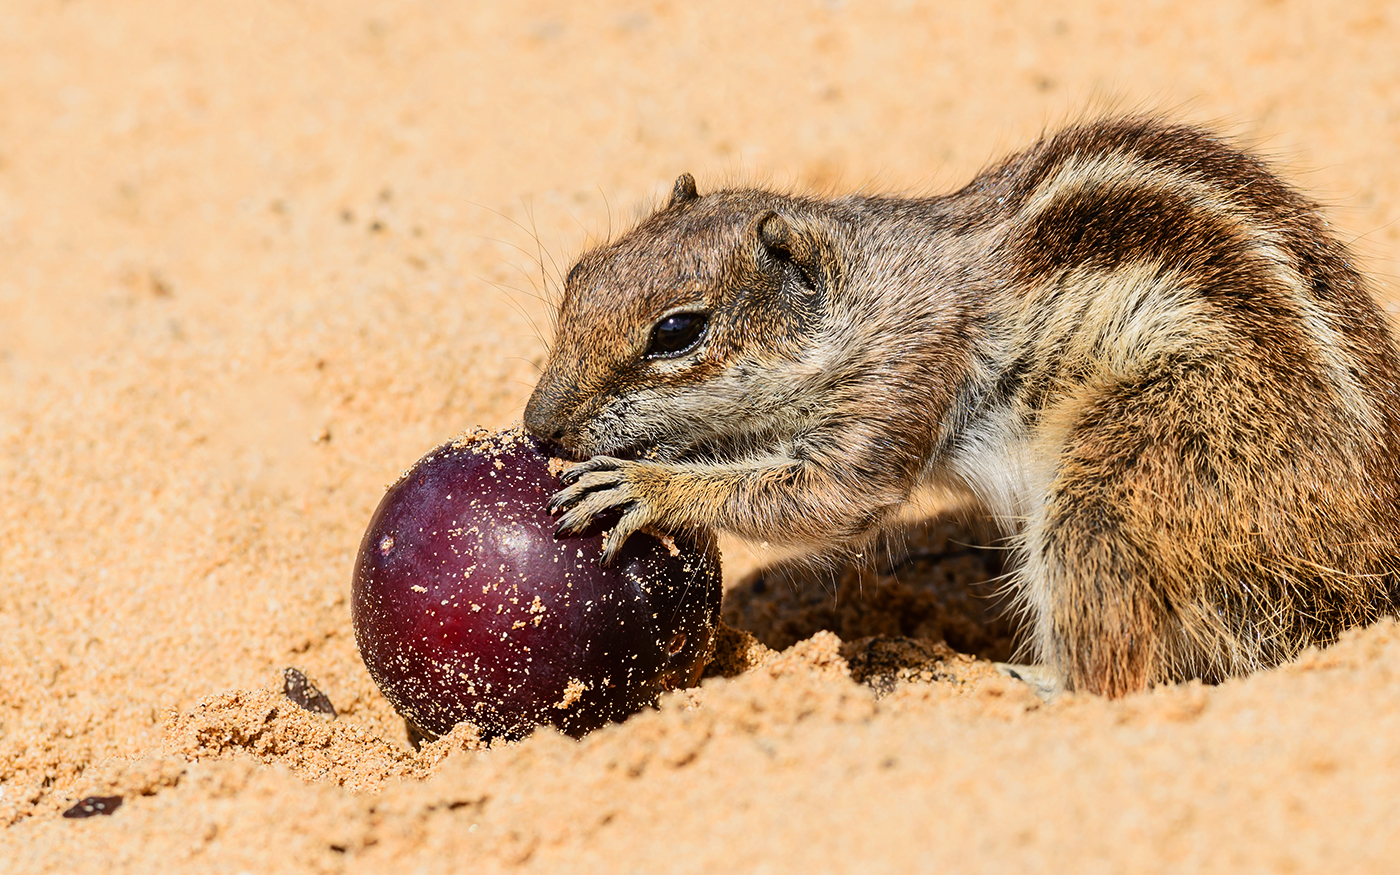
[62,796,123,819]
[283,667,338,717]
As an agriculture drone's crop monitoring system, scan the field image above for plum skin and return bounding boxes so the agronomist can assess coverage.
[352,428,722,741]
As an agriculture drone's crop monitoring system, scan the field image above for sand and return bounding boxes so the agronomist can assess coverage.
[4,1,1400,871]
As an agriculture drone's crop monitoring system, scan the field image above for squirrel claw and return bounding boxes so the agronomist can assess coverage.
[548,460,634,537]
[598,537,622,565]
[598,505,650,565]
[548,458,657,564]
[551,500,600,538]
[549,458,628,516]
[558,455,622,488]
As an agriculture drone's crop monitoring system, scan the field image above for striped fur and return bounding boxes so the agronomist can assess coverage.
[526,117,1400,696]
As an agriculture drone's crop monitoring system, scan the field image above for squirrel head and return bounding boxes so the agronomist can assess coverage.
[525,175,838,461]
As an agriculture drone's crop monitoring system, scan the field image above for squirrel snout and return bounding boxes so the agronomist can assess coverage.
[523,403,560,442]
[527,421,566,444]
[523,385,576,451]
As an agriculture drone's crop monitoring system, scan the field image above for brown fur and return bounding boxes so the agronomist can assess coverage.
[524,117,1400,696]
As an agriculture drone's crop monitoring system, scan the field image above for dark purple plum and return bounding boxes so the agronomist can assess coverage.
[352,426,722,741]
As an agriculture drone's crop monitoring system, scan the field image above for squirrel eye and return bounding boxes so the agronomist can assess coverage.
[645,311,709,359]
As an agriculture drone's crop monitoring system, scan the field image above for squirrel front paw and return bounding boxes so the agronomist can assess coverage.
[548,456,657,564]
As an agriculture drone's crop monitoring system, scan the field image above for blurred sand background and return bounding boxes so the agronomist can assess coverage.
[4,1,1400,872]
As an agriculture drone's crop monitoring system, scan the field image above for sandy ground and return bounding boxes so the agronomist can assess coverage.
[5,1,1400,872]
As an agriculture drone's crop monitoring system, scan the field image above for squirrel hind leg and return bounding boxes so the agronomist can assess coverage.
[1013,526,1182,698]
[1009,371,1263,697]
[1008,366,1383,696]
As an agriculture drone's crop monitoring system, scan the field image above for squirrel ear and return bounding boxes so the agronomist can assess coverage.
[751,210,815,267]
[745,211,827,321]
[747,210,826,300]
[668,173,699,206]
[756,212,794,254]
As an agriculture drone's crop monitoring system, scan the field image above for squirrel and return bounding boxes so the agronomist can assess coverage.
[522,116,1400,697]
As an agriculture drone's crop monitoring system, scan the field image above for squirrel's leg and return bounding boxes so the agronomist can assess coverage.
[1020,347,1397,696]
[1018,487,1180,697]
[1017,363,1250,697]
[549,442,915,563]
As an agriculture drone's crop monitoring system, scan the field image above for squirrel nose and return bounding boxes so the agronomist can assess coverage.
[522,412,561,443]
[524,417,574,457]
[523,391,567,444]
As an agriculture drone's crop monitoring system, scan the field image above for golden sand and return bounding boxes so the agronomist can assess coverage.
[5,2,1400,871]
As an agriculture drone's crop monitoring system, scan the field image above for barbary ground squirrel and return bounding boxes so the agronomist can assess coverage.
[523,117,1400,697]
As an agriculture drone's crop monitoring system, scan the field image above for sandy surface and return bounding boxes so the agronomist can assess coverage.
[5,1,1400,872]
